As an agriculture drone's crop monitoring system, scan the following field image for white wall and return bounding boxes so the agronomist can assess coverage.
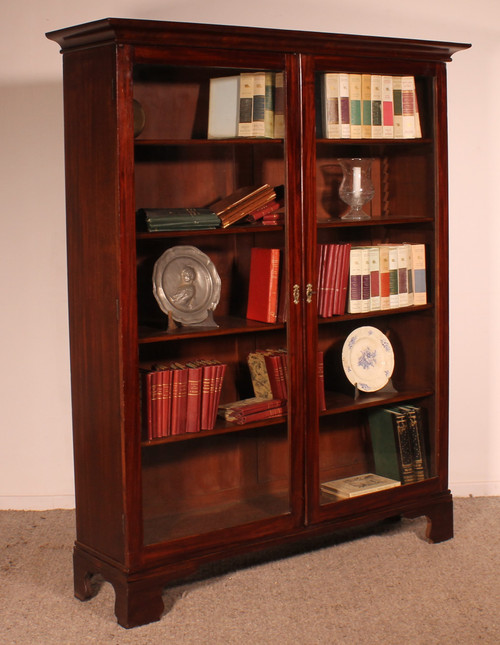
[0,0,497,509]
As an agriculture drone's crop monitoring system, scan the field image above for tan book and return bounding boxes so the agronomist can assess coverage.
[321,473,400,498]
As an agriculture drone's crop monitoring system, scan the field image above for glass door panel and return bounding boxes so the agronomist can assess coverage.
[131,56,297,545]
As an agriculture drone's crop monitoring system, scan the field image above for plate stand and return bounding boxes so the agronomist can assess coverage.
[353,378,397,400]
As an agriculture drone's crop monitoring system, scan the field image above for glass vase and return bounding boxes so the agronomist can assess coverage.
[338,158,375,221]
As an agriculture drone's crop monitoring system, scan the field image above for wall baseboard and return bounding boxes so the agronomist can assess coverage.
[0,495,75,510]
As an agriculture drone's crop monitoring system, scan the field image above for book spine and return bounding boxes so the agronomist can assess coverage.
[360,247,371,313]
[246,247,281,323]
[392,76,403,138]
[382,76,394,138]
[361,74,372,139]
[238,72,254,137]
[339,73,351,138]
[412,243,427,305]
[247,352,273,400]
[379,245,391,310]
[273,72,285,138]
[348,247,363,314]
[368,246,381,311]
[252,71,266,137]
[402,76,417,139]
[371,75,383,138]
[349,74,362,139]
[322,73,341,138]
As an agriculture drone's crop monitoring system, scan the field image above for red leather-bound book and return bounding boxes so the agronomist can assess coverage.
[185,363,203,433]
[246,247,281,323]
[170,364,188,435]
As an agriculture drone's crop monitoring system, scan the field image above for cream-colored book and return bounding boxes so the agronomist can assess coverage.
[238,72,254,137]
[321,473,401,498]
[349,73,362,139]
[322,73,341,138]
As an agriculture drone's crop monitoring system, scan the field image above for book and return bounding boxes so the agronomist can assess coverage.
[371,75,383,138]
[339,73,350,138]
[347,247,363,314]
[184,362,203,433]
[361,74,372,138]
[207,75,240,139]
[402,76,417,139]
[349,74,362,138]
[382,76,394,138]
[209,184,276,228]
[369,246,381,311]
[322,73,341,138]
[392,76,403,138]
[360,247,371,313]
[397,244,409,307]
[273,72,285,138]
[247,351,274,399]
[321,473,400,499]
[139,208,220,232]
[411,243,427,305]
[219,397,286,424]
[398,405,428,481]
[368,407,417,484]
[379,245,391,310]
[246,247,281,323]
[238,72,254,137]
[387,245,399,308]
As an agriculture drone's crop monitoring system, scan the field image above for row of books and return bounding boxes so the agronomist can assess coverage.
[247,348,326,412]
[348,243,427,314]
[368,404,429,484]
[208,71,284,139]
[142,360,226,440]
[246,242,426,324]
[321,73,422,140]
[139,184,284,232]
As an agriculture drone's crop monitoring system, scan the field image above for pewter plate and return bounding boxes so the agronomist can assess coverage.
[342,326,394,392]
[152,246,221,325]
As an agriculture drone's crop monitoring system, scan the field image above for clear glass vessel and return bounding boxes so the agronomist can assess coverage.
[338,158,375,220]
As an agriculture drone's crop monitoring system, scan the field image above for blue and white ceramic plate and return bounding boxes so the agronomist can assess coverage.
[342,326,394,392]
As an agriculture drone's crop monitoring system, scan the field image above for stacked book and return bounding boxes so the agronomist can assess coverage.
[347,243,427,314]
[208,71,285,139]
[218,397,287,425]
[321,73,421,139]
[209,184,279,228]
[368,405,429,484]
[317,243,352,317]
[321,473,401,499]
[141,359,226,440]
[138,208,221,232]
[247,348,326,412]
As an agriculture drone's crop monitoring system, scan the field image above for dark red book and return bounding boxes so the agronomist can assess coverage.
[246,247,281,323]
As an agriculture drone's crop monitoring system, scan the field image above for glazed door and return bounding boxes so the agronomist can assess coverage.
[123,46,306,554]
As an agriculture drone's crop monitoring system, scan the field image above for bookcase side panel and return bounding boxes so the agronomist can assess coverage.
[63,45,127,562]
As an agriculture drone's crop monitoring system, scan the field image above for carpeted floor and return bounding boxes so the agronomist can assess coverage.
[1,497,499,644]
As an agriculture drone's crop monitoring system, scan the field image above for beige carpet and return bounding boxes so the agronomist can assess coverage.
[1,497,499,644]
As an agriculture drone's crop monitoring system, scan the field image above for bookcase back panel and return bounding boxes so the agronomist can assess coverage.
[315,147,434,222]
[141,425,290,544]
